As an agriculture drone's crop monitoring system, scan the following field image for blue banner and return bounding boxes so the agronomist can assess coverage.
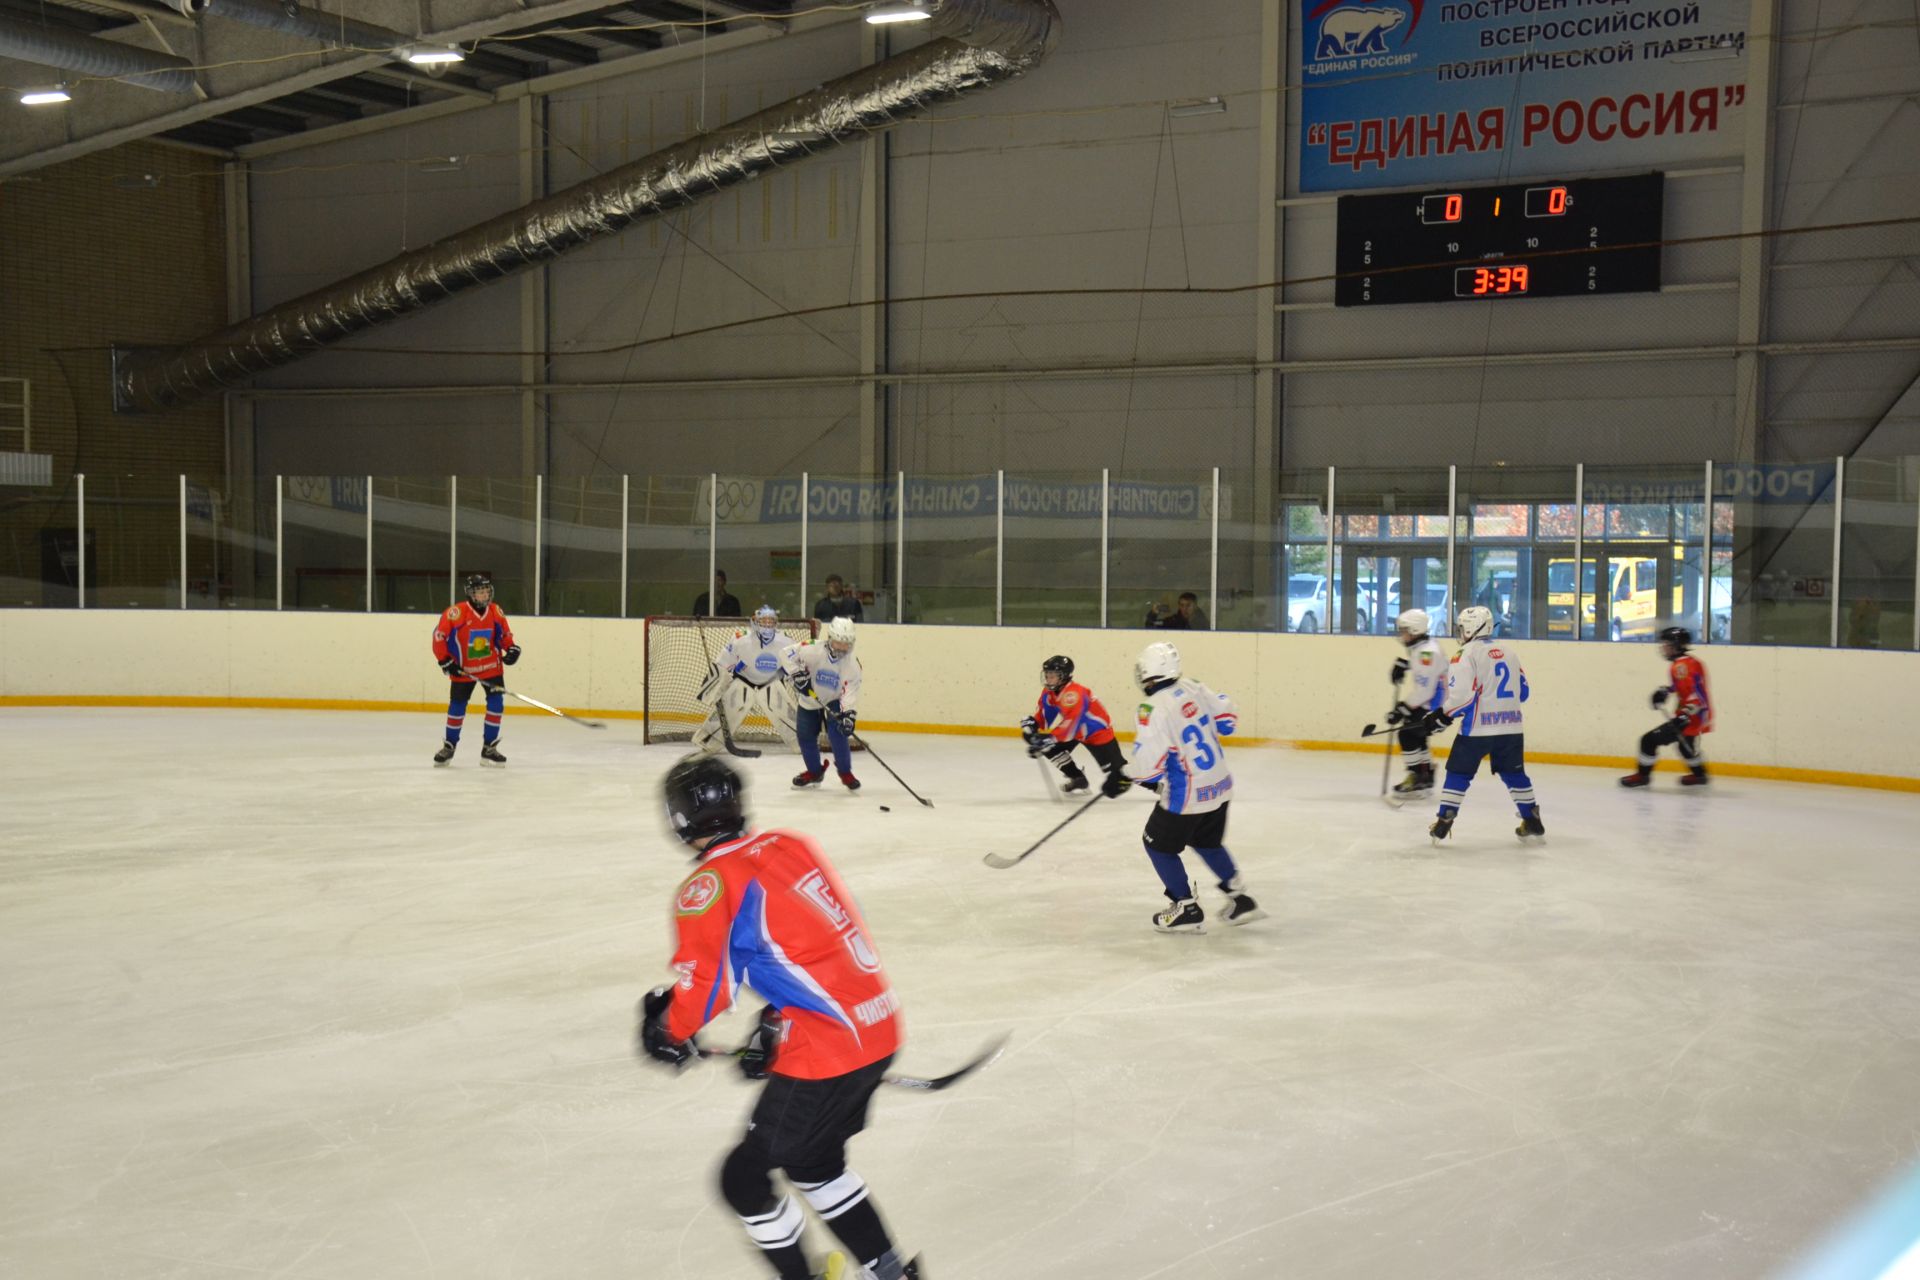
[1298,0,1749,192]
[704,476,1226,525]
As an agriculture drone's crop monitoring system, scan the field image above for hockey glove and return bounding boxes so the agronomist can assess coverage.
[1100,771,1133,799]
[503,644,521,666]
[792,672,816,700]
[1663,715,1690,736]
[637,987,695,1071]
[831,708,857,735]
[1021,716,1048,756]
[438,656,458,677]
[1385,705,1407,727]
[1390,657,1409,686]
[1650,685,1672,710]
[738,1005,783,1081]
[1421,708,1454,735]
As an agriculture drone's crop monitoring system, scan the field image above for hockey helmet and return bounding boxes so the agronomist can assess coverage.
[1395,608,1431,642]
[753,604,780,641]
[463,572,494,608]
[1658,625,1692,654]
[1456,605,1495,643]
[1134,641,1181,692]
[663,753,748,850]
[1041,654,1074,691]
[825,616,856,658]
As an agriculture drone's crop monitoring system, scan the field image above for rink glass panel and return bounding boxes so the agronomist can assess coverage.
[455,476,536,617]
[1106,470,1213,631]
[0,493,77,608]
[1715,465,1836,648]
[84,472,181,609]
[1212,469,1304,633]
[541,475,624,619]
[1838,457,1919,650]
[1581,464,1714,644]
[714,475,806,623]
[1002,470,1103,628]
[1330,468,1452,638]
[185,474,272,611]
[626,475,709,620]
[899,474,995,626]
[280,477,366,612]
[370,477,451,614]
[1450,466,1579,642]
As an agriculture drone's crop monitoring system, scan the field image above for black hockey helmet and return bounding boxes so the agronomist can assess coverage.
[1658,625,1691,653]
[663,753,748,849]
[464,572,495,607]
[1041,654,1074,690]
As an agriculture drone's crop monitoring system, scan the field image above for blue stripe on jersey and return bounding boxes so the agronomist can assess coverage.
[727,880,848,1028]
[1164,750,1190,812]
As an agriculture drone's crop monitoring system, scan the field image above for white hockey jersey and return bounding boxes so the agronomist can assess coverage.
[717,628,798,688]
[1441,638,1530,738]
[783,642,863,712]
[1398,637,1448,714]
[1125,679,1239,815]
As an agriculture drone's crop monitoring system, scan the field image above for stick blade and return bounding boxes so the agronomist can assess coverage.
[981,850,1024,870]
[724,743,763,758]
[916,796,935,809]
[886,1033,1011,1092]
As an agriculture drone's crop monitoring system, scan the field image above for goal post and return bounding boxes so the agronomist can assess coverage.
[643,615,818,746]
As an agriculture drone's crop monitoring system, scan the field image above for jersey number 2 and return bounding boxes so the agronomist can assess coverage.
[1493,662,1512,698]
[1181,723,1217,769]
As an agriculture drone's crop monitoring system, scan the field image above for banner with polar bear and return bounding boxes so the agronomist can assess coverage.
[1296,0,1750,192]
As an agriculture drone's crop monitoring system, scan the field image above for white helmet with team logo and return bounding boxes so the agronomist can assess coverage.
[1456,605,1495,643]
[825,616,856,658]
[1134,640,1182,691]
[753,603,779,642]
[1395,608,1430,641]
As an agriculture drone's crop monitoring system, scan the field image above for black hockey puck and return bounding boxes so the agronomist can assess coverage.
[878,805,891,812]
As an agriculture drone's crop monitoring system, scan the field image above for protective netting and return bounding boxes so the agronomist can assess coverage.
[644,615,817,745]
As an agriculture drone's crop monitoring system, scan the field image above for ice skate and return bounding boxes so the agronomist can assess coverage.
[1679,768,1710,787]
[1428,814,1454,846]
[433,741,456,767]
[792,769,823,789]
[1219,877,1266,926]
[1152,897,1205,934]
[1388,763,1434,806]
[1619,769,1651,788]
[1515,807,1546,843]
[1061,771,1090,795]
[479,742,507,767]
[838,771,861,792]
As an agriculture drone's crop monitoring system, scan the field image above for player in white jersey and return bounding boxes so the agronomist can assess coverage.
[1102,641,1264,933]
[1420,605,1545,846]
[782,617,863,791]
[694,605,801,755]
[1386,608,1448,803]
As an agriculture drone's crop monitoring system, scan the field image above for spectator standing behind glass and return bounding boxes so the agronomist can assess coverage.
[813,573,865,624]
[693,570,742,618]
[1144,592,1208,631]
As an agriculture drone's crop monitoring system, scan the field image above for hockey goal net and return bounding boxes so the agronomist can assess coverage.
[644,615,818,746]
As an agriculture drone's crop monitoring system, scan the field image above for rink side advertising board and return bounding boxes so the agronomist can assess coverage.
[1296,0,1750,192]
[1334,172,1663,305]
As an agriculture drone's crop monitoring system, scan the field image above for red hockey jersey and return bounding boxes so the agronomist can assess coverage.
[431,602,515,681]
[1669,653,1713,736]
[1034,681,1116,747]
[662,829,901,1080]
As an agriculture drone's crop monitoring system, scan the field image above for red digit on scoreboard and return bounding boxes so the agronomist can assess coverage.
[1548,186,1568,215]
[1444,194,1463,223]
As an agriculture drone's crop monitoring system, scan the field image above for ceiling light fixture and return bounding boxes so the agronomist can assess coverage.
[402,45,465,66]
[865,4,932,24]
[20,85,73,106]
[1169,96,1227,118]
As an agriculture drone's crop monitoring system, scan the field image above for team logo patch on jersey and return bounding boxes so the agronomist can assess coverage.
[1490,649,1505,659]
[1181,701,1198,719]
[1061,691,1080,708]
[676,870,723,916]
[445,606,462,621]
[1420,653,1434,666]
[1138,702,1154,726]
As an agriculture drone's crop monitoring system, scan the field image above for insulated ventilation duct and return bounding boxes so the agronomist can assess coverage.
[0,15,197,94]
[115,0,1062,412]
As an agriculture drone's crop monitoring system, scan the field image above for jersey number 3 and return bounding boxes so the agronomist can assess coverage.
[1180,723,1218,770]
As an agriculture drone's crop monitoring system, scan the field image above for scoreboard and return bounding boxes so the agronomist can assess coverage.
[1334,172,1664,307]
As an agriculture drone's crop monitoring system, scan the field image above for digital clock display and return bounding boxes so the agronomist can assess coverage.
[1335,173,1663,307]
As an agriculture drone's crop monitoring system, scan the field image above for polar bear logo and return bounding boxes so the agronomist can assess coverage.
[1316,6,1406,57]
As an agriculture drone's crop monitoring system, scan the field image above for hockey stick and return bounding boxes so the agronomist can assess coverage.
[714,699,762,759]
[984,791,1105,869]
[1380,729,1396,797]
[699,1034,1010,1092]
[1036,752,1069,802]
[846,731,934,808]
[459,670,605,729]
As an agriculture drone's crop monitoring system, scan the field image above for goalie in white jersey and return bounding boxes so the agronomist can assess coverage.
[1102,642,1264,933]
[1419,605,1546,846]
[694,605,801,755]
[1386,608,1448,803]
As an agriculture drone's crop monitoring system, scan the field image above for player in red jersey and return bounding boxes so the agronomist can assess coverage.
[1620,626,1713,788]
[637,755,921,1280]
[1020,654,1126,794]
[429,572,519,767]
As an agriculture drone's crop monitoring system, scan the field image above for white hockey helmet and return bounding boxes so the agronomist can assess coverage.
[1134,641,1182,691]
[1456,605,1495,643]
[753,603,779,640]
[1396,608,1430,640]
[825,616,856,657]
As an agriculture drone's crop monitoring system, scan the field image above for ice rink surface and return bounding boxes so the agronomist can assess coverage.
[4,707,1920,1280]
